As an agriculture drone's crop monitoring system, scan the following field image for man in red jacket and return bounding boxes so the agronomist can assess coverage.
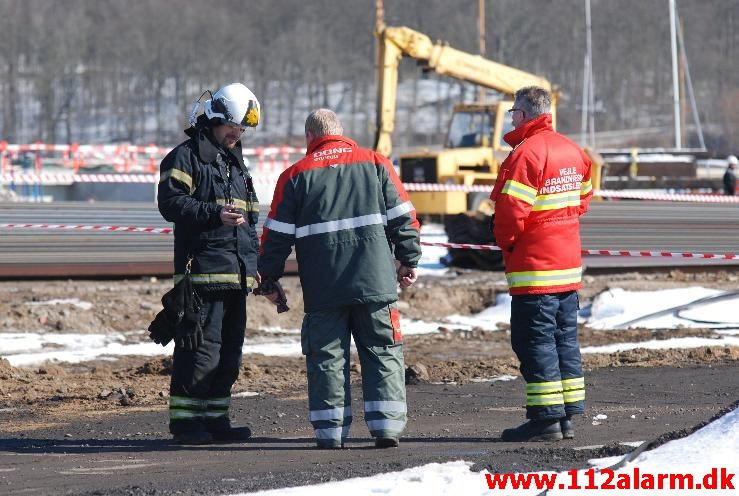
[490,86,592,442]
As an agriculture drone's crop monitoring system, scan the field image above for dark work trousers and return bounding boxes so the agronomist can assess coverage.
[169,290,247,434]
[510,290,585,420]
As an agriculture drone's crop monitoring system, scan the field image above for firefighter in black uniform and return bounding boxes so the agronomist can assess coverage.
[157,83,261,444]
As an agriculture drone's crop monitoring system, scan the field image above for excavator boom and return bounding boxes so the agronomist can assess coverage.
[375,25,554,157]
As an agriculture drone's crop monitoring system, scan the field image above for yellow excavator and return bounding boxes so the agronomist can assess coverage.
[374,24,559,214]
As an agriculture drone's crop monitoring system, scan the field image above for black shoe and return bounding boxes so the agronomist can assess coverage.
[209,425,252,443]
[560,416,574,439]
[501,419,563,442]
[375,437,399,448]
[173,431,213,445]
[316,440,344,449]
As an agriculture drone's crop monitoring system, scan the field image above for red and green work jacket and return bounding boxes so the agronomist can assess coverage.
[258,135,421,312]
[490,114,593,295]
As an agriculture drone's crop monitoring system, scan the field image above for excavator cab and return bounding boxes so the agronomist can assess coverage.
[446,103,513,150]
[398,101,515,214]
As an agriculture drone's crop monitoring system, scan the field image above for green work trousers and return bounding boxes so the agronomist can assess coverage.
[301,301,406,447]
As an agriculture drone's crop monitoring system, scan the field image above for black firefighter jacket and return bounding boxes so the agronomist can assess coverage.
[157,126,260,292]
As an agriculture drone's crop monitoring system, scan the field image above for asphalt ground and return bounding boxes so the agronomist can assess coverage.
[1,363,736,495]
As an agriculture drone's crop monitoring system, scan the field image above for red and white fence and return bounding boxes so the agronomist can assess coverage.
[1,142,737,203]
[0,141,305,176]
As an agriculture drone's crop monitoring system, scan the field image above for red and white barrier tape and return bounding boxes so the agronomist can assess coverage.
[0,173,283,185]
[596,190,739,203]
[0,223,735,260]
[2,172,736,204]
[579,249,737,259]
[0,173,157,184]
[0,142,305,157]
[0,223,172,234]
[403,183,493,193]
[403,183,739,203]
[420,241,737,259]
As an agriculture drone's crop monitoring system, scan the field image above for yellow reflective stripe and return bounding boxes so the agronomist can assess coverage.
[580,179,592,195]
[170,409,204,419]
[206,397,231,407]
[526,393,564,406]
[170,396,206,409]
[532,190,582,211]
[174,273,255,287]
[215,198,258,212]
[563,390,586,403]
[525,381,563,394]
[506,267,583,288]
[174,273,240,284]
[501,180,537,205]
[192,273,239,284]
[561,377,585,390]
[160,168,194,193]
[204,411,229,418]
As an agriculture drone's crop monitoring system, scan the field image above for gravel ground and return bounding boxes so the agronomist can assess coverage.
[0,270,737,494]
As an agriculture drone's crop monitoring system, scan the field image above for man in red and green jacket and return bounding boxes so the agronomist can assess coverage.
[257,109,421,449]
[491,86,593,442]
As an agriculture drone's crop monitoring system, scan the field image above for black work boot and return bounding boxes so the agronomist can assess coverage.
[316,439,344,449]
[375,437,399,448]
[501,419,563,442]
[209,425,252,443]
[173,430,213,445]
[560,415,574,439]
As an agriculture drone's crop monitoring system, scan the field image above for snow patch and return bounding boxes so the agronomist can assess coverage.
[416,223,450,277]
[446,293,511,330]
[587,287,726,329]
[232,391,259,398]
[230,408,739,495]
[581,336,739,354]
[25,298,93,310]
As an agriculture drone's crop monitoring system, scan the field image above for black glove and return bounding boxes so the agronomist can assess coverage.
[253,277,289,313]
[148,310,175,346]
[148,270,204,350]
[175,321,203,351]
[175,290,204,351]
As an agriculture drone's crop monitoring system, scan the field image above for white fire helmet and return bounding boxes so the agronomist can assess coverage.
[204,83,260,129]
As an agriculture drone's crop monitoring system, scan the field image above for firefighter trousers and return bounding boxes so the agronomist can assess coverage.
[301,301,406,446]
[510,290,585,420]
[169,290,247,434]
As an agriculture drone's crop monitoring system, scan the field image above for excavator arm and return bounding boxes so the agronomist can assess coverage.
[374,25,554,157]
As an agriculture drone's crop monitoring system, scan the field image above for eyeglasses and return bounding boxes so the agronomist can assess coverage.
[507,108,524,115]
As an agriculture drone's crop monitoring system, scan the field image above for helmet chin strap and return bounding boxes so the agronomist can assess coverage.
[188,90,213,127]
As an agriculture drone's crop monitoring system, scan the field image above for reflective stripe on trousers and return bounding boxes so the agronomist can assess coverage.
[169,396,231,420]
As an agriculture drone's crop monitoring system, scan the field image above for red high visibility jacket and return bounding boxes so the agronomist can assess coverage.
[490,114,592,295]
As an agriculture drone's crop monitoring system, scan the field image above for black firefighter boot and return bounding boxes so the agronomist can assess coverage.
[560,415,575,439]
[501,418,563,442]
[206,420,252,443]
[173,430,214,445]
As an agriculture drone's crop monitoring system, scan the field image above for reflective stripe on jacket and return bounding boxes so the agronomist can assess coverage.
[158,127,259,292]
[490,114,592,295]
[258,135,421,312]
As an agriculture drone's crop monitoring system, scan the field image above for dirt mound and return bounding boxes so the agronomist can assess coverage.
[406,358,520,384]
[135,357,173,376]
[0,357,23,380]
[578,327,716,346]
[402,281,501,320]
[584,345,739,368]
